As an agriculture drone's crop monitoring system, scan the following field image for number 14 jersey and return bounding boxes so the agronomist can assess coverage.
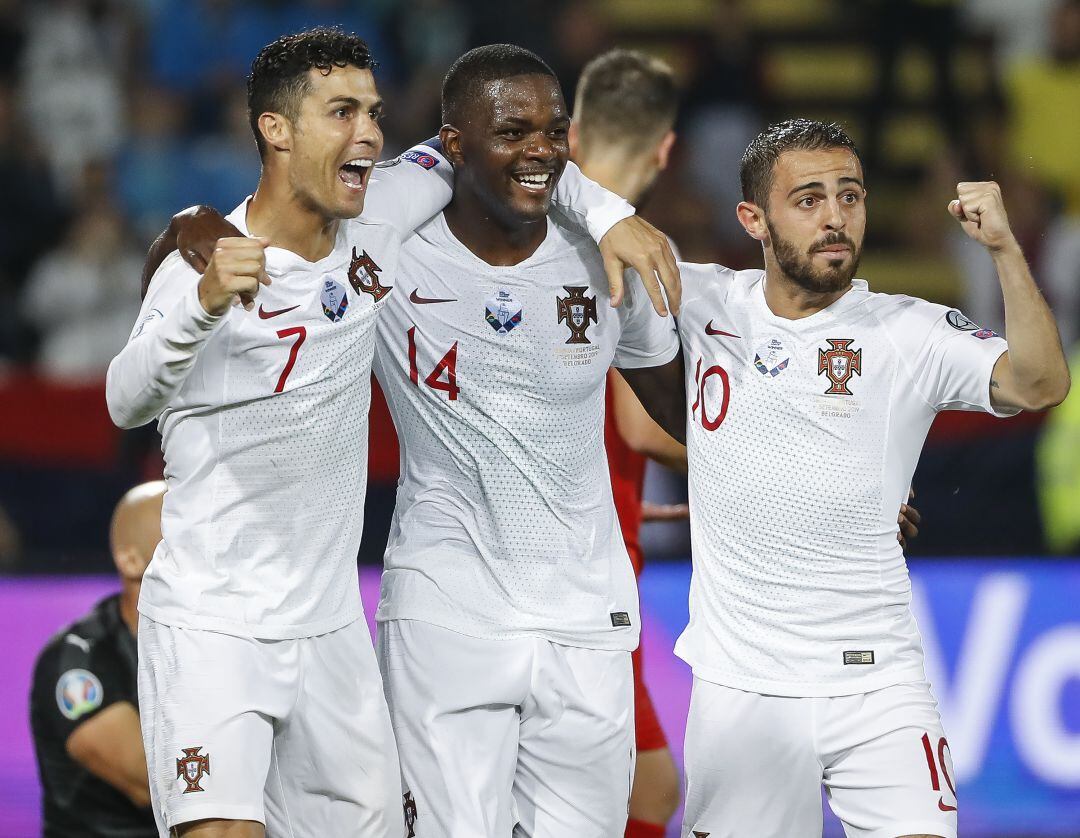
[372,212,679,651]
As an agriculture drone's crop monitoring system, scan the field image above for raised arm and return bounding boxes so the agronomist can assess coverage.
[363,138,454,234]
[949,182,1071,411]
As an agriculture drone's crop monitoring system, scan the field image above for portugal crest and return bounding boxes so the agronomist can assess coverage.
[176,746,210,793]
[556,286,598,345]
[817,338,862,396]
[348,248,391,301]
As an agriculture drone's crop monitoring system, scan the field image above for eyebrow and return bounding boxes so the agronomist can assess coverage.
[787,176,864,197]
[326,96,383,110]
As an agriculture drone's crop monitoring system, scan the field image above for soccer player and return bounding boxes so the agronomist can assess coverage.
[31,481,164,838]
[117,31,675,838]
[570,48,685,838]
[673,120,1070,837]
[368,45,682,838]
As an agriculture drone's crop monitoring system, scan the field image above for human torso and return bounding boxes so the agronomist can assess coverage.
[675,264,1009,696]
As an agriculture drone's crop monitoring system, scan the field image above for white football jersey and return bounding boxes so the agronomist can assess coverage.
[106,148,634,640]
[106,144,454,638]
[675,265,1015,696]
[372,212,679,650]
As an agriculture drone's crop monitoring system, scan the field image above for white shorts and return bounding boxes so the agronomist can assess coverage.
[377,619,634,838]
[138,616,404,837]
[682,679,958,838]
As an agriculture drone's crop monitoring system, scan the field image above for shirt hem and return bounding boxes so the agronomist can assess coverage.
[138,602,362,640]
[375,611,638,652]
[682,658,927,698]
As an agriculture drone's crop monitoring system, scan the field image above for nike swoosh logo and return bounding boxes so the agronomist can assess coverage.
[258,304,300,319]
[938,797,957,812]
[410,289,456,305]
[705,320,740,338]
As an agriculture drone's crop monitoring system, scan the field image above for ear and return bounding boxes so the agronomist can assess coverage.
[259,112,292,153]
[439,123,465,168]
[113,546,143,583]
[568,122,580,159]
[656,130,676,171]
[736,200,768,242]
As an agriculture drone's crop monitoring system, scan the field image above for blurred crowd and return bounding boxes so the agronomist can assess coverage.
[1,0,1079,565]
[0,0,1078,375]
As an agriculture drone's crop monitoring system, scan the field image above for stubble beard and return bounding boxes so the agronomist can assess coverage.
[767,220,861,295]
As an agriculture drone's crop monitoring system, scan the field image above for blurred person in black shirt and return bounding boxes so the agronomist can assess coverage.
[30,481,165,837]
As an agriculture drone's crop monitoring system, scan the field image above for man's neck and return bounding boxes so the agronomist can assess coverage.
[576,153,652,208]
[443,187,547,267]
[246,174,339,263]
[762,259,853,320]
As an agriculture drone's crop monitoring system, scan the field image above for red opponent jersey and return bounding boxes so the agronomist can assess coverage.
[605,370,647,576]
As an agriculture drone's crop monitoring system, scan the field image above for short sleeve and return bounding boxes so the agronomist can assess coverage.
[33,638,131,743]
[612,272,680,369]
[894,302,1017,417]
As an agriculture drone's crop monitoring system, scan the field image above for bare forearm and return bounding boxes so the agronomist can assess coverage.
[996,242,1070,406]
[618,357,687,445]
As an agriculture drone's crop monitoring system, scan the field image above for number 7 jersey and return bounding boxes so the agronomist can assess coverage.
[372,212,679,650]
[109,202,410,639]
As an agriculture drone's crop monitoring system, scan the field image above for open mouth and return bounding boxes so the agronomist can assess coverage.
[339,158,373,191]
[512,171,553,194]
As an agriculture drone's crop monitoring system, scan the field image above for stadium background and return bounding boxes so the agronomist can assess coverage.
[0,0,1077,835]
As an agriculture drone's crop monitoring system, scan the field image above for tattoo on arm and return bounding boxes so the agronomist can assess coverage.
[991,379,1000,390]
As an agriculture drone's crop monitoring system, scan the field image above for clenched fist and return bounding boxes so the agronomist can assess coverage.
[198,237,271,316]
[948,181,1018,253]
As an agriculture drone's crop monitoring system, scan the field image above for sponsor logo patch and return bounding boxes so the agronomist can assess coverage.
[843,650,875,665]
[556,286,598,345]
[485,289,523,334]
[176,747,211,793]
[818,338,863,396]
[401,149,439,170]
[321,279,349,322]
[55,669,103,720]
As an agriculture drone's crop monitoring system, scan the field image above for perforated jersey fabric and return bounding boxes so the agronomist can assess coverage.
[675,264,1013,696]
[373,212,679,650]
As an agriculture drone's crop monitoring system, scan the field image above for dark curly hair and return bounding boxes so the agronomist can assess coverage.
[740,119,861,208]
[248,27,375,158]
